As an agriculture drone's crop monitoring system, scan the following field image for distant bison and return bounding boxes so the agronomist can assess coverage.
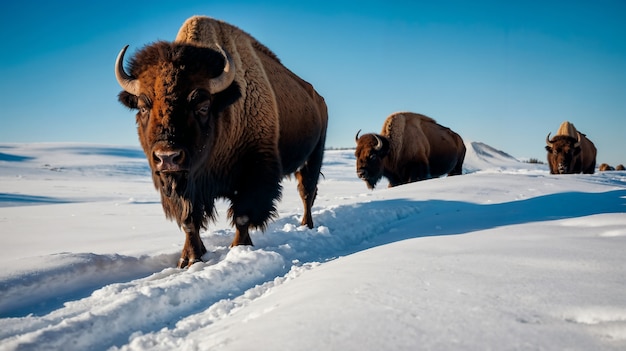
[616,164,626,171]
[545,121,596,174]
[599,163,615,172]
[355,112,465,189]
[115,16,328,267]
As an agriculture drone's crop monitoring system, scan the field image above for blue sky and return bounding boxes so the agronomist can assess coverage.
[2,0,625,165]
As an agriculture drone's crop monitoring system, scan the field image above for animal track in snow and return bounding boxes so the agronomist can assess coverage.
[564,307,626,341]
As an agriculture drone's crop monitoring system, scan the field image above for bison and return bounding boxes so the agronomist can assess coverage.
[354,112,465,189]
[115,16,328,268]
[545,121,596,174]
[599,163,615,172]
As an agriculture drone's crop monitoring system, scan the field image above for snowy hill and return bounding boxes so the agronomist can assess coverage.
[463,140,544,173]
[0,142,625,351]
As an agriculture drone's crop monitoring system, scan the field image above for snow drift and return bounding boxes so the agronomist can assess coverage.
[0,141,625,350]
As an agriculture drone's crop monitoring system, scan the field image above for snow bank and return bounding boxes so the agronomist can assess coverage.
[1,143,625,350]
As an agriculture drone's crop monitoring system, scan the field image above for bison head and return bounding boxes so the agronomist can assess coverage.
[115,42,239,198]
[545,132,581,174]
[354,130,390,189]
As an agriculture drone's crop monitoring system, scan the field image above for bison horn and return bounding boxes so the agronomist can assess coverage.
[115,45,141,96]
[355,129,361,142]
[574,132,581,148]
[208,45,236,94]
[545,132,553,148]
[373,134,383,151]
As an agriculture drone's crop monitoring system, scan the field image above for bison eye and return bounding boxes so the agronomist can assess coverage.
[369,154,377,160]
[195,101,211,124]
[137,96,151,126]
[138,106,150,126]
[197,105,209,116]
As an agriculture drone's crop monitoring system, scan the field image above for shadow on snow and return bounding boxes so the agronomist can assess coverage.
[261,189,626,263]
[0,193,72,207]
[0,152,34,162]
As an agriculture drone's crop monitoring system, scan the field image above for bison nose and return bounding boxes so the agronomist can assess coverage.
[357,169,368,179]
[153,149,185,172]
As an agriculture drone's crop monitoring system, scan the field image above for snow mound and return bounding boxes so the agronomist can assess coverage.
[463,140,546,174]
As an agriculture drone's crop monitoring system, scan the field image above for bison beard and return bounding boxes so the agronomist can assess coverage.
[360,170,383,190]
[156,171,188,198]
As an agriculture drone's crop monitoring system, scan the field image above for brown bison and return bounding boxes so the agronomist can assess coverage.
[354,112,465,189]
[616,164,626,171]
[599,163,615,172]
[545,121,596,174]
[115,16,328,267]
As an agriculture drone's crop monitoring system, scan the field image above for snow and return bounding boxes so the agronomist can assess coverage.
[1,141,625,351]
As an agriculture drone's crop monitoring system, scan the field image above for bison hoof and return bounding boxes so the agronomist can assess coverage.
[177,257,203,269]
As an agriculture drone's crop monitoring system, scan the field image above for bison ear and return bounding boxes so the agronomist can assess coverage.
[118,91,138,109]
[545,145,552,152]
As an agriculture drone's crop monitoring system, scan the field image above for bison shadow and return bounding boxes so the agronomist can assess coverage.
[302,189,626,260]
[0,152,34,162]
[0,193,72,207]
[71,146,146,159]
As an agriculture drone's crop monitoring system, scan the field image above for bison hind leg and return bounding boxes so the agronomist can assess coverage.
[448,159,464,176]
[231,215,254,247]
[583,165,596,174]
[295,141,324,229]
[295,169,317,228]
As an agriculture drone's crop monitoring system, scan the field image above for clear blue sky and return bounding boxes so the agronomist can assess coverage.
[2,0,625,165]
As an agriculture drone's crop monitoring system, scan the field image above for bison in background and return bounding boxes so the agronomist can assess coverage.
[599,163,625,171]
[354,112,465,189]
[599,163,615,172]
[545,121,596,174]
[115,16,328,267]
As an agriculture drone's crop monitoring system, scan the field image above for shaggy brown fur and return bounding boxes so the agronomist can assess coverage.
[556,121,578,138]
[355,112,465,189]
[545,121,596,174]
[116,16,328,267]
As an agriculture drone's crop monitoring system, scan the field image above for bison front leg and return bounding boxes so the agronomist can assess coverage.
[178,221,207,268]
[410,162,431,181]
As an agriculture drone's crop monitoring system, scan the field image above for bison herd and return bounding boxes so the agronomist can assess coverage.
[114,16,621,267]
